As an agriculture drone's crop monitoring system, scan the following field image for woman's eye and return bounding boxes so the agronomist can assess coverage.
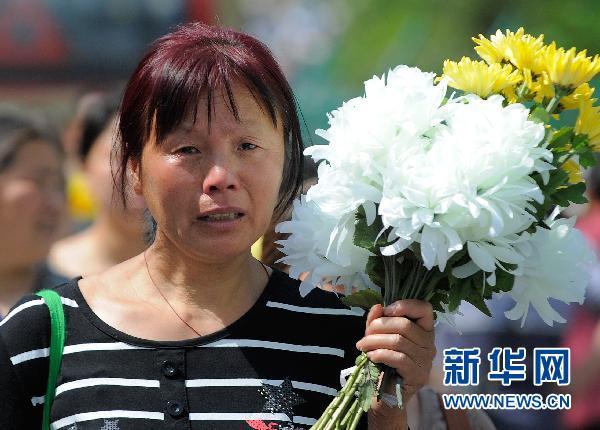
[176,146,199,155]
[239,142,258,151]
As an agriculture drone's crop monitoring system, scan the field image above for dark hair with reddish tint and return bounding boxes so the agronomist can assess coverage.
[117,22,304,219]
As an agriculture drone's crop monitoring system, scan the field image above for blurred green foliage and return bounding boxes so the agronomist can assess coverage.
[294,0,600,142]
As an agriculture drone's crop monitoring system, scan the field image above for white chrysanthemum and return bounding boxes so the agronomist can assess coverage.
[275,197,371,296]
[505,217,595,326]
[306,65,447,189]
[306,162,380,220]
[380,94,551,273]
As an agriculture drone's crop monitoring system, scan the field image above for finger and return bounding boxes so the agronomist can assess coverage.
[364,316,435,349]
[367,349,430,386]
[383,299,434,331]
[356,333,427,367]
[366,304,384,331]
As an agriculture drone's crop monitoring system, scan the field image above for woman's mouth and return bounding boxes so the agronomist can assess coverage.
[198,212,244,221]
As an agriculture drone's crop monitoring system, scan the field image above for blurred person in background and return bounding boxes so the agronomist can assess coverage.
[48,91,147,278]
[562,161,600,430]
[0,112,67,318]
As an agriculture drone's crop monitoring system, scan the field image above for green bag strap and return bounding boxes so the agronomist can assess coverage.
[36,289,66,430]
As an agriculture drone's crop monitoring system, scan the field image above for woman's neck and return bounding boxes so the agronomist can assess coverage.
[0,267,36,317]
[142,232,267,316]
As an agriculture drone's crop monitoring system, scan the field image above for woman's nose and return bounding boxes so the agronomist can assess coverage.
[202,162,240,194]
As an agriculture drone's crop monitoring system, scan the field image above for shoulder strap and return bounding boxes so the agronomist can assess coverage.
[437,392,472,430]
[36,290,66,430]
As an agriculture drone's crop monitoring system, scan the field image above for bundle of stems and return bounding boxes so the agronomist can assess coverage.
[310,353,375,430]
[311,253,443,429]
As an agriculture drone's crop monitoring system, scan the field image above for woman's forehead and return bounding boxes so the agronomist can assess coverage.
[183,84,278,130]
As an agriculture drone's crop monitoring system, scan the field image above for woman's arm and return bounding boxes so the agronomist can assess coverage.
[357,300,436,430]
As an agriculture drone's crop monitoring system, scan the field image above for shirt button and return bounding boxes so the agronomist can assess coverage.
[167,401,185,417]
[161,361,178,378]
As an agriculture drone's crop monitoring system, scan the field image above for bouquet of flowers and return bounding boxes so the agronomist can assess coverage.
[276,28,599,429]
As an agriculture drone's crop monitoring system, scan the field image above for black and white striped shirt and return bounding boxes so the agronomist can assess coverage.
[0,269,367,430]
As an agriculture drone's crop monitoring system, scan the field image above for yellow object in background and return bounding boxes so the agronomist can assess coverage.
[66,170,97,222]
[251,235,263,262]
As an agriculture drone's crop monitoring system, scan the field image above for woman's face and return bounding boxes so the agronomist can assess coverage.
[135,83,285,262]
[0,140,65,270]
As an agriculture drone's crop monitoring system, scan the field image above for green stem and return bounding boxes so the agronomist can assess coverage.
[324,373,365,430]
[348,407,365,430]
[340,399,359,427]
[546,95,560,114]
[517,82,528,99]
[311,355,369,430]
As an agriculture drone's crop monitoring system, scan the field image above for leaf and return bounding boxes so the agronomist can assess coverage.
[429,291,449,313]
[548,127,574,150]
[366,361,381,381]
[552,182,588,205]
[529,106,551,124]
[545,168,569,191]
[494,268,515,293]
[358,377,376,412]
[365,255,385,288]
[465,288,492,317]
[341,289,383,310]
[579,149,597,169]
[447,278,469,312]
[572,133,590,151]
[353,206,385,252]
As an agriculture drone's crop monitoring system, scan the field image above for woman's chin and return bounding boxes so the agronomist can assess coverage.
[184,234,256,263]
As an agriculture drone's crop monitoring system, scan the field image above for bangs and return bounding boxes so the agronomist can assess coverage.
[148,47,281,144]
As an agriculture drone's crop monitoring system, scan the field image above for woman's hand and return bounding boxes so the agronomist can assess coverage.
[356,299,436,429]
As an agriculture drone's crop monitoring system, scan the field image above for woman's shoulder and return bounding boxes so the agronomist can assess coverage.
[0,279,81,402]
[267,269,366,315]
[263,269,367,349]
[0,279,80,355]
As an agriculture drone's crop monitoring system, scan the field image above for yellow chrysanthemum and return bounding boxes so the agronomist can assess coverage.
[473,27,545,70]
[536,42,600,89]
[561,83,596,110]
[473,30,510,64]
[575,99,600,151]
[561,159,584,183]
[504,30,545,71]
[442,57,522,98]
[528,71,555,103]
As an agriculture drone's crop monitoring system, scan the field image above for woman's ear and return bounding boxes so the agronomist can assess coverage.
[129,158,142,195]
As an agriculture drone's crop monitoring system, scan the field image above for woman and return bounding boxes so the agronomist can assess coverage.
[48,91,147,278]
[0,112,66,318]
[0,23,435,429]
